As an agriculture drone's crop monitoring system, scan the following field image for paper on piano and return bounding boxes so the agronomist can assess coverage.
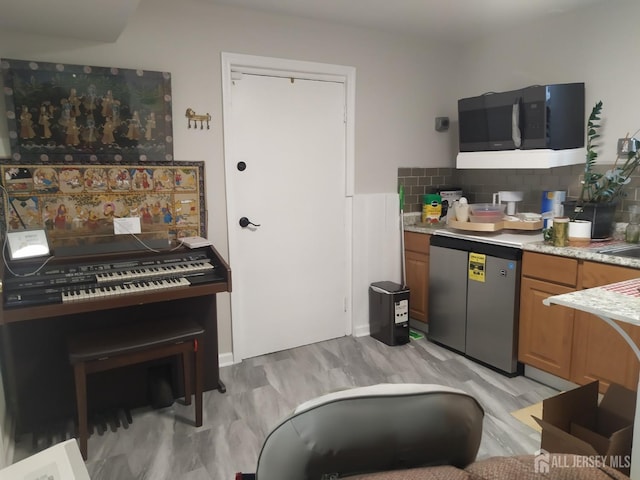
[181,236,212,248]
[114,217,142,235]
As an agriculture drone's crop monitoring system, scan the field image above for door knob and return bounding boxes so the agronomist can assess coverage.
[239,217,260,228]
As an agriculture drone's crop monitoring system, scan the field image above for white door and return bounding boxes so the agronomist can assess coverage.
[227,72,348,360]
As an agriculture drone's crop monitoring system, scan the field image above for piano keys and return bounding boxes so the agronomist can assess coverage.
[3,247,226,309]
[0,244,231,436]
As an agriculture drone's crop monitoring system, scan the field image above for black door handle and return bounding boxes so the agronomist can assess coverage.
[239,217,261,228]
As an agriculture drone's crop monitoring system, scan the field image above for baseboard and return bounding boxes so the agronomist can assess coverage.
[219,351,234,368]
[352,323,370,338]
[524,365,579,392]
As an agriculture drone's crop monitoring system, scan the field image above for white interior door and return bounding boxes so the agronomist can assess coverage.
[227,72,348,360]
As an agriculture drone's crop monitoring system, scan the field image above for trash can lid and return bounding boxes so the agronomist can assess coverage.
[370,281,408,293]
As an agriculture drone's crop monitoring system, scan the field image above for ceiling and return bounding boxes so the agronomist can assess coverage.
[208,0,609,44]
[0,0,142,42]
[0,0,608,44]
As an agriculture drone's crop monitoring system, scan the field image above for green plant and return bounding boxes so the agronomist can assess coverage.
[578,101,640,204]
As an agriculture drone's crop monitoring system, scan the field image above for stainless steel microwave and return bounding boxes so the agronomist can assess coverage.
[458,82,585,152]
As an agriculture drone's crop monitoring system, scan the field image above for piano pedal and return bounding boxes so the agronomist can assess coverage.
[117,407,133,429]
[27,419,75,454]
[107,409,119,433]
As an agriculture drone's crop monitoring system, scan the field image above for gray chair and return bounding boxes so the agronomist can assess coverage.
[250,384,485,480]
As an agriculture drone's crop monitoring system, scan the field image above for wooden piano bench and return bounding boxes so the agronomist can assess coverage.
[67,318,205,460]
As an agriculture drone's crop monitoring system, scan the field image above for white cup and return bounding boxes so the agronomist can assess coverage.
[568,220,592,246]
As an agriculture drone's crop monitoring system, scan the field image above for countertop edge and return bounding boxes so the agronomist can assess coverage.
[523,242,640,269]
[404,224,640,269]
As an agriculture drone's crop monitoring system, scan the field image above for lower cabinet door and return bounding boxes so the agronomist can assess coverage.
[570,260,640,392]
[518,277,575,379]
[570,311,640,392]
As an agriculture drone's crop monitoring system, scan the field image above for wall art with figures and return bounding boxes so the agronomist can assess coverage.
[1,58,173,164]
[1,161,206,253]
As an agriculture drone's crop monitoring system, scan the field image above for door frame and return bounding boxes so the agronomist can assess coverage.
[220,52,356,362]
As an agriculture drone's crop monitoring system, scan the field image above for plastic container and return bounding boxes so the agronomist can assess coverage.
[469,203,506,216]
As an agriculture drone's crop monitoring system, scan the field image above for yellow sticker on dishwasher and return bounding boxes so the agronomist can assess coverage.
[468,253,486,282]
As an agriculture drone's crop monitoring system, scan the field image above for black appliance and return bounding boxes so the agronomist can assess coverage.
[458,82,584,152]
[369,281,410,346]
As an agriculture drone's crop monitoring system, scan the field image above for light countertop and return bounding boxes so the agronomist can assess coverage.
[403,213,640,269]
[543,278,640,326]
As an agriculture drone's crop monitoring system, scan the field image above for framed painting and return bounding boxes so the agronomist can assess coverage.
[1,160,206,255]
[1,58,173,164]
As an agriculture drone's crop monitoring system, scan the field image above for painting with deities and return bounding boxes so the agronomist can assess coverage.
[1,58,173,164]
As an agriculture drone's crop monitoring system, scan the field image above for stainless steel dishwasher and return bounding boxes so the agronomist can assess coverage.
[428,234,522,375]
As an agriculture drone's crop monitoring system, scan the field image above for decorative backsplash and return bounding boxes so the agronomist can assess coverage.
[398,165,640,222]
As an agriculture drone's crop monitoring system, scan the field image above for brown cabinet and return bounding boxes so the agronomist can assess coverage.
[519,252,640,392]
[404,232,430,323]
[518,252,578,379]
[569,261,640,392]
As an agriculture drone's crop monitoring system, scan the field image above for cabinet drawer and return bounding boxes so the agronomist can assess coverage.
[581,261,640,288]
[522,252,578,286]
[404,232,430,254]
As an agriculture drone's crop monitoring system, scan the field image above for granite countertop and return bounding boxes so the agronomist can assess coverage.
[403,213,640,269]
[523,240,640,269]
[543,278,640,326]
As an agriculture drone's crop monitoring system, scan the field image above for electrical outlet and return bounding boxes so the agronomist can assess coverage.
[617,137,639,155]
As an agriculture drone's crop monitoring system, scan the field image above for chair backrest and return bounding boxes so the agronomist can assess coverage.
[256,384,484,480]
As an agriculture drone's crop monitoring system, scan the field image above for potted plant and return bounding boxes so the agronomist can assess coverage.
[565,101,640,238]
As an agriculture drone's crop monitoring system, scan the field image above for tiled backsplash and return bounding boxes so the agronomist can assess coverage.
[398,165,640,222]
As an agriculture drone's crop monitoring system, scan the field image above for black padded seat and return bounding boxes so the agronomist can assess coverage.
[68,318,205,363]
[67,317,204,460]
[254,384,485,480]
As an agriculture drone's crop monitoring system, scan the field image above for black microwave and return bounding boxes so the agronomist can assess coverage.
[458,82,585,152]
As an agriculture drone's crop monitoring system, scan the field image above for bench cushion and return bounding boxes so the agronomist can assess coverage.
[68,318,204,363]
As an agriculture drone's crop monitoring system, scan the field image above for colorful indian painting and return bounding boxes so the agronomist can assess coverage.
[1,161,205,251]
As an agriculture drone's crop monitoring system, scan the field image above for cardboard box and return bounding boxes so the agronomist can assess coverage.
[534,381,636,474]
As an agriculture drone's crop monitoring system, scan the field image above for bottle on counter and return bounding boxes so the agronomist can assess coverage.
[453,197,470,222]
[625,205,640,243]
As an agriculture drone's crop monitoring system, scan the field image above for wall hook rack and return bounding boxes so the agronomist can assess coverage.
[186,108,211,129]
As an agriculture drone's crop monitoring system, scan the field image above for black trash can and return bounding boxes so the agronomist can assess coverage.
[369,281,410,346]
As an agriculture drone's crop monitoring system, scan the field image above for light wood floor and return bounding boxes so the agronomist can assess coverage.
[13,334,558,479]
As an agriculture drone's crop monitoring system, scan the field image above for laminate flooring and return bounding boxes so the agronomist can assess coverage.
[13,334,558,479]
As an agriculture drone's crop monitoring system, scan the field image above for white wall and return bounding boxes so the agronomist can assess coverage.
[455,0,640,164]
[0,0,460,357]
